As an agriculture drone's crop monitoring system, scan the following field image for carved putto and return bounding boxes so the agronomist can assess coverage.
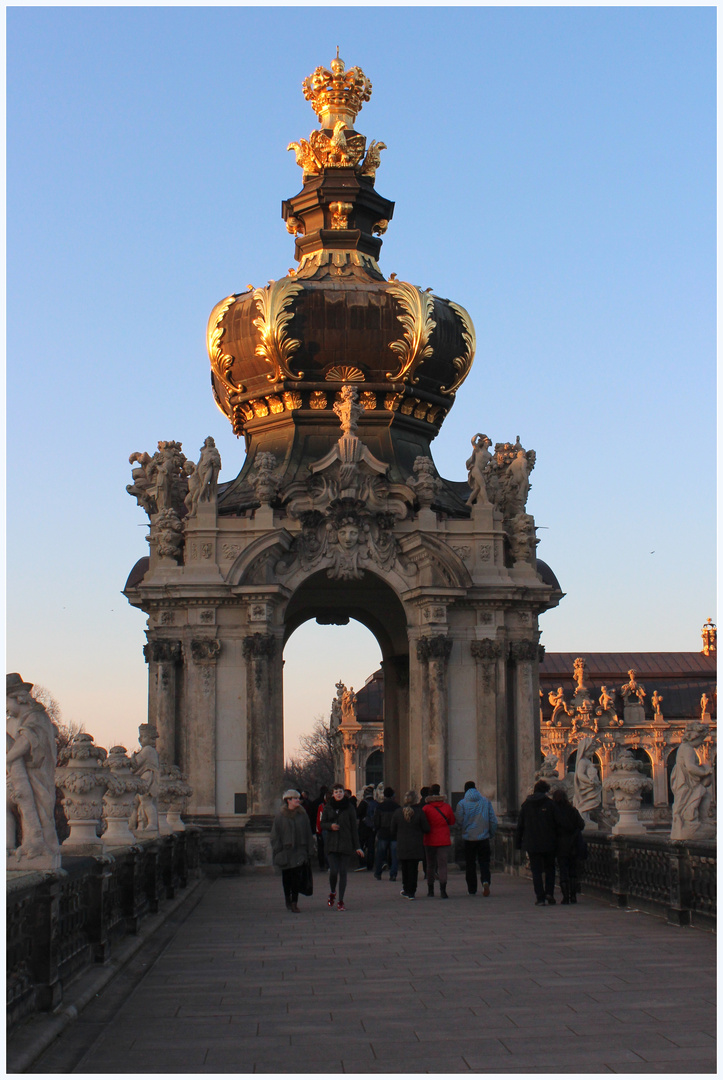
[127,441,189,518]
[621,669,646,705]
[184,437,222,517]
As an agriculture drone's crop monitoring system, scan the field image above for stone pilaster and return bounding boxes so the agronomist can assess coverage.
[416,635,453,791]
[509,639,542,811]
[470,639,501,801]
[143,638,182,765]
[243,632,283,816]
[184,638,221,816]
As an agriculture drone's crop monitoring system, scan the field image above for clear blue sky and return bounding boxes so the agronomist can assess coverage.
[7,7,716,758]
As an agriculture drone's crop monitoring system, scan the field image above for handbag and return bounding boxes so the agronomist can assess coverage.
[298,860,314,896]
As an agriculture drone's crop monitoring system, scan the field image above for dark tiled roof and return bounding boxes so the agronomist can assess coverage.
[540,653,716,679]
[356,669,383,722]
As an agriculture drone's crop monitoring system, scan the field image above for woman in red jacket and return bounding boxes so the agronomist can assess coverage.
[422,786,456,898]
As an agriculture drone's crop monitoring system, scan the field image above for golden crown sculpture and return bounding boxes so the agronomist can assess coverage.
[302,51,372,128]
[289,52,385,182]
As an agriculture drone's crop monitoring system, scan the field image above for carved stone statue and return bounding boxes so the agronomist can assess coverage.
[548,687,570,726]
[333,384,363,437]
[130,724,161,836]
[596,685,622,728]
[508,512,536,565]
[700,693,710,720]
[651,690,664,721]
[621,669,646,704]
[6,674,61,869]
[504,447,535,515]
[249,452,280,507]
[465,434,492,507]
[573,736,602,826]
[155,508,184,562]
[184,437,222,517]
[330,682,344,731]
[409,456,442,508]
[127,440,189,519]
[341,686,358,726]
[670,722,715,841]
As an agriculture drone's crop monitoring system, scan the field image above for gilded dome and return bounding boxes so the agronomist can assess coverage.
[207,55,476,448]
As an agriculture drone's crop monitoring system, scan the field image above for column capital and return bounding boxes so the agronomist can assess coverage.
[470,639,501,663]
[242,633,276,660]
[189,638,222,663]
[416,635,453,663]
[143,639,182,664]
[509,639,540,663]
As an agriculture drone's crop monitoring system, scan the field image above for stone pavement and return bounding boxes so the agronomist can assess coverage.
[32,867,716,1074]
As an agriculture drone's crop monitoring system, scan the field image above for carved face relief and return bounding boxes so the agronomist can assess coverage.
[337,523,360,551]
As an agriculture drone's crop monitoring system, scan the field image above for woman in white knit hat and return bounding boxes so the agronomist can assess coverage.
[270,790,314,912]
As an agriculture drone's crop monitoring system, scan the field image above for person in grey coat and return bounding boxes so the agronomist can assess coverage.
[271,789,314,913]
[391,791,431,899]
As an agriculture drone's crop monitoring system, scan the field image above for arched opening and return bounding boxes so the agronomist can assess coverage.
[628,747,654,806]
[282,570,409,798]
[365,749,384,788]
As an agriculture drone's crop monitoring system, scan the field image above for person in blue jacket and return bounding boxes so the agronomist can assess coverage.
[455,780,498,896]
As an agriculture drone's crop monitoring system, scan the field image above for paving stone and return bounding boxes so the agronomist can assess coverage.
[24,868,716,1075]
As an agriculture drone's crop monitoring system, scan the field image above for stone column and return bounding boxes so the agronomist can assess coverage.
[143,638,182,765]
[184,638,221,817]
[416,635,453,791]
[509,639,541,812]
[381,654,408,794]
[470,639,501,801]
[243,632,284,817]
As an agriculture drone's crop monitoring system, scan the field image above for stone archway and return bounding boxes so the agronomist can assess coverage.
[283,571,409,796]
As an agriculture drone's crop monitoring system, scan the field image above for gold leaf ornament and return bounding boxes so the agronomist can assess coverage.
[207,295,245,395]
[252,279,304,382]
[387,281,436,383]
[440,300,476,395]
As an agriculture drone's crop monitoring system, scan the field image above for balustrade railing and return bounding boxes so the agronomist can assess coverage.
[6,831,201,1033]
[491,824,715,929]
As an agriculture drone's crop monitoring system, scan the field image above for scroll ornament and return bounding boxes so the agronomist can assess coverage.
[440,300,476,396]
[387,282,436,384]
[252,279,304,382]
[207,294,244,397]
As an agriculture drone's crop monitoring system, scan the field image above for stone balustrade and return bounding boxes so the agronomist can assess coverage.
[6,831,200,1033]
[490,823,715,930]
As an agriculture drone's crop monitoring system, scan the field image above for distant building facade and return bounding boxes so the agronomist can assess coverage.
[329,672,384,792]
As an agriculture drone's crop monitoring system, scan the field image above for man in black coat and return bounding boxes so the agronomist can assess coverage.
[515,780,558,905]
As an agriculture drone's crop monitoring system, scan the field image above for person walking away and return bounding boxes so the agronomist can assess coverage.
[455,780,498,896]
[373,787,401,881]
[312,786,329,869]
[391,791,431,899]
[270,789,314,913]
[422,786,455,898]
[551,787,585,903]
[356,785,377,871]
[515,780,558,905]
[320,783,364,911]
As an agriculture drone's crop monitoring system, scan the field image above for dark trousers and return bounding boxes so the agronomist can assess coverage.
[464,839,491,893]
[327,852,350,900]
[400,858,420,897]
[528,852,556,900]
[557,855,579,894]
[282,866,302,904]
[359,825,375,870]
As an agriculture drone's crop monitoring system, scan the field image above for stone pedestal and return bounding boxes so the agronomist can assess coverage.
[57,734,108,854]
[102,746,146,846]
[604,753,653,835]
